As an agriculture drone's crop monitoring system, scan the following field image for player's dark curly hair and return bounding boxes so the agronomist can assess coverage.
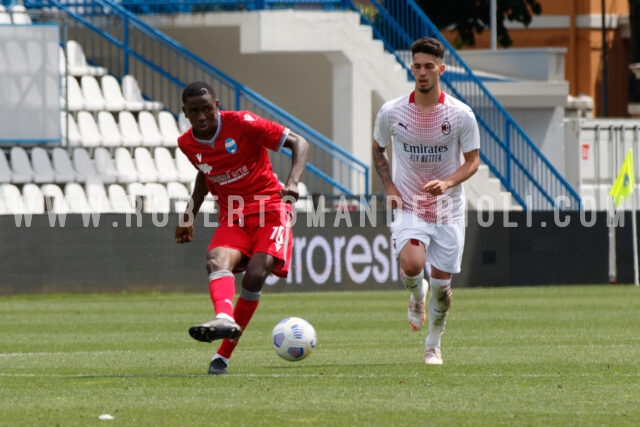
[410,37,445,60]
[182,81,217,103]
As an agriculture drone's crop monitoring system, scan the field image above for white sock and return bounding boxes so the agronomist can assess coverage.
[216,313,234,322]
[401,270,426,301]
[425,278,452,349]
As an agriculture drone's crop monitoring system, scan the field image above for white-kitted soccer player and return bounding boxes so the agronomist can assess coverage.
[372,37,480,365]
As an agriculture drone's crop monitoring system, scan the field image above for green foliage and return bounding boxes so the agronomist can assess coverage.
[417,0,543,48]
[1,286,640,426]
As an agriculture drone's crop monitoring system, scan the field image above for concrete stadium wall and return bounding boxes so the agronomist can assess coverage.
[0,210,634,295]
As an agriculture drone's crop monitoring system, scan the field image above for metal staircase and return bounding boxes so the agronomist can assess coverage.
[344,0,581,211]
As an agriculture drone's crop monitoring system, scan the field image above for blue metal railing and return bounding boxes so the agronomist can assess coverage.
[346,0,581,211]
[24,0,369,196]
[100,0,583,210]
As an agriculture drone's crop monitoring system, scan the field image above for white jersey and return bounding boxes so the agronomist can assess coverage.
[374,91,480,223]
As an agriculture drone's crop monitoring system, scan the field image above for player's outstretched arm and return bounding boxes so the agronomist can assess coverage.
[175,171,208,243]
[280,131,310,202]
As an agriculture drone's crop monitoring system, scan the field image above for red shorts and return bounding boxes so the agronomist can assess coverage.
[207,209,293,278]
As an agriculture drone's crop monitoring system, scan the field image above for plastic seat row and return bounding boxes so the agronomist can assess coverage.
[0,5,32,25]
[62,110,180,148]
[62,74,163,112]
[0,180,209,215]
[0,179,311,215]
[0,144,311,212]
[0,146,195,185]
[59,40,162,109]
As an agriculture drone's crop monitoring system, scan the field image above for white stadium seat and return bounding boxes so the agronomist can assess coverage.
[127,182,147,211]
[158,111,181,147]
[22,183,45,214]
[85,177,112,212]
[201,194,218,213]
[65,40,107,77]
[138,111,163,147]
[97,111,123,148]
[71,147,98,183]
[133,147,159,183]
[153,147,179,183]
[167,181,190,212]
[118,111,144,147]
[76,111,103,149]
[178,112,190,133]
[61,112,83,147]
[51,147,77,183]
[10,146,34,184]
[64,182,92,213]
[122,74,162,111]
[108,184,135,213]
[0,149,12,183]
[80,76,107,112]
[41,184,70,214]
[0,183,28,214]
[93,147,119,184]
[119,75,145,112]
[189,181,217,214]
[31,147,56,184]
[145,182,171,213]
[175,149,195,183]
[114,147,138,183]
[61,76,85,112]
[101,75,128,112]
[0,5,12,24]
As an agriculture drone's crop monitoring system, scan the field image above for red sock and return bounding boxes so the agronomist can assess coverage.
[217,297,260,359]
[208,274,236,319]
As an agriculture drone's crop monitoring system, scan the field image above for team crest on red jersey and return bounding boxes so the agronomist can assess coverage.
[225,138,238,154]
[441,120,451,135]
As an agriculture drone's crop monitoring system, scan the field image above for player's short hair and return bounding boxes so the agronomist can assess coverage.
[410,37,445,60]
[182,81,217,103]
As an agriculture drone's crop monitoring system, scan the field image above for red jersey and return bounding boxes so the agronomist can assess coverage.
[178,110,290,221]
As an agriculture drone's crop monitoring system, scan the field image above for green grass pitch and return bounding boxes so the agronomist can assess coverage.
[1,285,640,426]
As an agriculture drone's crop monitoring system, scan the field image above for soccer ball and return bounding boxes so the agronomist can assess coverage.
[271,317,317,361]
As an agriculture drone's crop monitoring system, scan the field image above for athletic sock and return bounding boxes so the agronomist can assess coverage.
[216,288,261,360]
[208,270,236,320]
[425,278,452,349]
[401,269,426,301]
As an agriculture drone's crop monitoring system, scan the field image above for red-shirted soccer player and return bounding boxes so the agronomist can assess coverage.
[174,81,309,375]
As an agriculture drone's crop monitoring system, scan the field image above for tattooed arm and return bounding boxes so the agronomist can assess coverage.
[372,140,403,210]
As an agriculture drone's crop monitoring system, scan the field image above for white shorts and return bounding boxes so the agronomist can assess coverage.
[390,209,465,274]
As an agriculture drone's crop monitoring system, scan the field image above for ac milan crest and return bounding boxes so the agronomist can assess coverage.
[441,120,451,135]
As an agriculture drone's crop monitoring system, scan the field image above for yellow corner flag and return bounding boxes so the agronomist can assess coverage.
[610,148,635,208]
